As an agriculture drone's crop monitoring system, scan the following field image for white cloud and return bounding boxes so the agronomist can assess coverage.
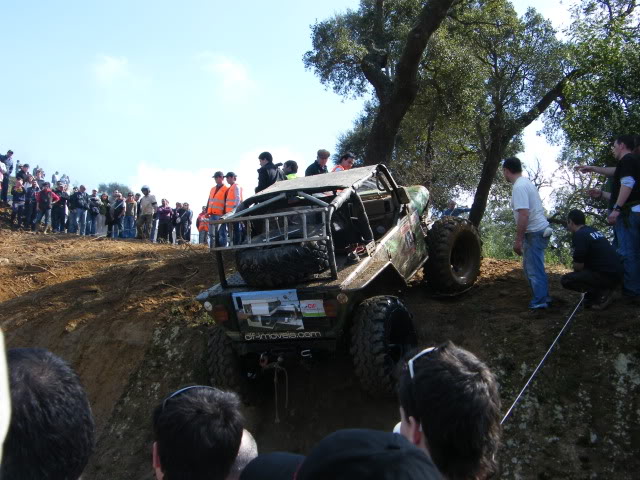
[197,52,256,100]
[93,55,129,86]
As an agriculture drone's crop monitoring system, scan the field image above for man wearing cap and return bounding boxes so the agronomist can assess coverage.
[305,149,330,177]
[137,185,158,240]
[207,171,229,246]
[240,429,442,480]
[256,151,284,193]
[0,150,14,204]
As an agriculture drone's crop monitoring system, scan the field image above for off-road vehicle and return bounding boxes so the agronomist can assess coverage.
[196,165,481,396]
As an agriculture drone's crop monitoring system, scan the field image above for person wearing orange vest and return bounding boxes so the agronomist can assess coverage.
[224,172,245,245]
[332,152,356,172]
[196,206,209,245]
[207,171,228,246]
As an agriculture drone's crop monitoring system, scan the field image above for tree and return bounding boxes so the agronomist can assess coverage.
[97,182,132,197]
[306,0,578,224]
[305,0,459,168]
[550,0,639,167]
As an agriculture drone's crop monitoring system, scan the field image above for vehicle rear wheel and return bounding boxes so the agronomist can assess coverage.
[235,241,329,288]
[424,217,481,294]
[350,296,417,396]
[206,324,247,396]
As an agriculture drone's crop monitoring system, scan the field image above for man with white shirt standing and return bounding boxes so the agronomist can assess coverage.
[503,157,551,310]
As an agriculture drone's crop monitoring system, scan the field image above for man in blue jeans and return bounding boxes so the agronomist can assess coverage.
[576,134,640,301]
[503,157,552,311]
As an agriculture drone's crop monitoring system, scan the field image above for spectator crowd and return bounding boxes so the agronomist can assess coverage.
[0,150,195,243]
[0,339,501,480]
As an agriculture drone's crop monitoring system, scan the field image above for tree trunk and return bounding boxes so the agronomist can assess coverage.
[361,0,457,166]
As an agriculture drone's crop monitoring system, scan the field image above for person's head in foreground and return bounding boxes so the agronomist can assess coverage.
[240,428,442,480]
[152,385,244,480]
[1,348,95,480]
[397,341,502,480]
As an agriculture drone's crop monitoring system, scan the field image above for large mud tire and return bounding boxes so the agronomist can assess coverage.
[206,324,247,396]
[235,241,329,288]
[350,296,417,396]
[425,217,481,294]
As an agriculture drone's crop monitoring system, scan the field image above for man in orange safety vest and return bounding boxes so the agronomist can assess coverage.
[207,171,228,246]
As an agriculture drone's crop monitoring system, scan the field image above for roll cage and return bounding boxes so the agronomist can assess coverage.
[208,164,405,288]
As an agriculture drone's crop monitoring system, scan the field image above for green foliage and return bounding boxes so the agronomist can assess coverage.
[313,0,567,214]
[551,0,640,166]
[97,182,132,197]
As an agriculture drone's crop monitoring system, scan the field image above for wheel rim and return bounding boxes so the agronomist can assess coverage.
[450,231,480,282]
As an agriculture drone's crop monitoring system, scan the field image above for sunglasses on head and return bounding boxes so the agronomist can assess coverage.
[407,346,437,379]
[161,385,216,411]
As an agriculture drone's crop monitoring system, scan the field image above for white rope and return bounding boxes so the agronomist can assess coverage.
[501,293,585,425]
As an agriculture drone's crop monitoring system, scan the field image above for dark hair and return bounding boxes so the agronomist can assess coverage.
[283,160,298,173]
[614,134,637,151]
[634,134,640,154]
[153,386,244,480]
[258,151,273,163]
[502,157,522,174]
[1,348,95,480]
[567,209,586,226]
[397,341,502,480]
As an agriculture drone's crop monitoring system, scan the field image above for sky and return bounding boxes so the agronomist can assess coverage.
[1,0,572,228]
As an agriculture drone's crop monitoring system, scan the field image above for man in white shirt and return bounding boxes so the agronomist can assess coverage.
[137,185,158,240]
[503,157,551,310]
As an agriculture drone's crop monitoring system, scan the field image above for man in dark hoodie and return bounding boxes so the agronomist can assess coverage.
[255,151,284,193]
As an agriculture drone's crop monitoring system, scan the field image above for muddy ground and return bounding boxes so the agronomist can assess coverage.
[1,215,639,479]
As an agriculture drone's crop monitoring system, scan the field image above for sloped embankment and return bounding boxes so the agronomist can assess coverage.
[1,228,639,479]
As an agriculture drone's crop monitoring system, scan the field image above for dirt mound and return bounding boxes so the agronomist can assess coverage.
[1,220,639,479]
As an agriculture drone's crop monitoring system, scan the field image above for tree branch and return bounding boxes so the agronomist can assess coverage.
[507,69,583,138]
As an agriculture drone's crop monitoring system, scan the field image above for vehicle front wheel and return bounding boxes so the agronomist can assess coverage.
[350,296,417,396]
[424,216,481,294]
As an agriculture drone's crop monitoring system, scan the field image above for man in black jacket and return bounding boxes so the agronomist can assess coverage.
[255,151,284,193]
[561,209,623,309]
[305,149,330,177]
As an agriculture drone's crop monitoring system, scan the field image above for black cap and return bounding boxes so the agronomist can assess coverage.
[212,171,224,178]
[240,452,304,480]
[225,172,237,178]
[241,429,441,480]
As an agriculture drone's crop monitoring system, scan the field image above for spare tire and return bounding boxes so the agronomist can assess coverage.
[235,241,329,288]
[424,216,481,294]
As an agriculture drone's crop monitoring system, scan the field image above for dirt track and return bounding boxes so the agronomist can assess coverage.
[1,224,639,479]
